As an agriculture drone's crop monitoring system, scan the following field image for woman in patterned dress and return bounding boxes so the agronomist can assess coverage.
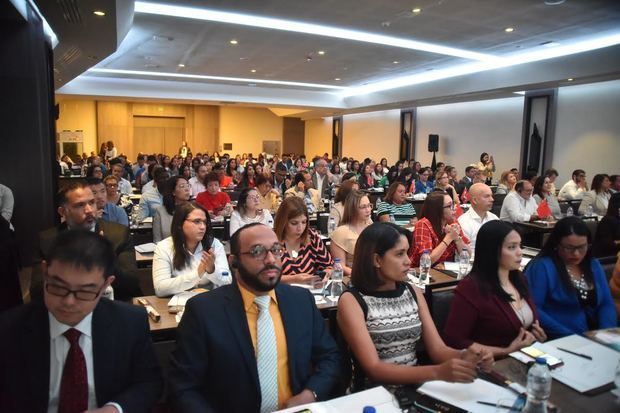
[337,222,493,392]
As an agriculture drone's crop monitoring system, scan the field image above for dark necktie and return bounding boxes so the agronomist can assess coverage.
[58,328,88,413]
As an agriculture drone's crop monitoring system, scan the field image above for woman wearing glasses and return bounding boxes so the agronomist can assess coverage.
[153,176,191,242]
[229,187,274,237]
[330,190,373,276]
[274,197,333,284]
[525,217,617,338]
[411,192,470,267]
[152,202,231,297]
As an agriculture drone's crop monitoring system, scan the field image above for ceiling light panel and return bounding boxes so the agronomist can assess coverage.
[134,1,496,61]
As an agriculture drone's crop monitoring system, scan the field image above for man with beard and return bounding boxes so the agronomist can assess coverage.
[169,223,340,413]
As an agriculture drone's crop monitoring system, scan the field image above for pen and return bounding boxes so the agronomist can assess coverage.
[556,347,592,360]
[477,401,513,409]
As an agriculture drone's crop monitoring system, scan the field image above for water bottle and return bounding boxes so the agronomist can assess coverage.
[328,217,337,236]
[267,218,274,228]
[585,204,594,217]
[419,250,431,284]
[522,358,552,413]
[330,258,345,300]
[566,206,573,217]
[329,199,334,211]
[389,214,396,224]
[458,250,470,280]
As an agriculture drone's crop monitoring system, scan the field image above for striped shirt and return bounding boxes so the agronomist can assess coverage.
[281,229,333,275]
[376,200,416,218]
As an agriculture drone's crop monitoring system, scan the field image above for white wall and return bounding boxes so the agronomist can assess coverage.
[342,109,400,164]
[416,97,524,177]
[553,80,620,182]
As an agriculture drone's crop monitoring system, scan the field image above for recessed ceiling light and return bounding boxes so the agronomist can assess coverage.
[544,0,566,5]
[318,50,325,55]
[393,61,399,64]
[178,63,185,67]
[567,78,574,81]
[93,10,106,16]
[88,68,347,90]
[250,69,257,73]
[334,78,341,81]
[134,2,495,61]
[229,39,238,45]
[412,8,421,13]
[505,27,515,33]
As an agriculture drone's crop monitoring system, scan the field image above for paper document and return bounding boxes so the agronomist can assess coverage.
[418,378,518,413]
[536,335,619,393]
[275,386,399,413]
[443,261,460,272]
[140,216,153,223]
[135,242,156,254]
[168,291,203,308]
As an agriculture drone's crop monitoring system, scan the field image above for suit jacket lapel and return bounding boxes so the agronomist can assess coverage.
[25,303,52,411]
[493,295,523,332]
[223,285,260,390]
[275,285,300,392]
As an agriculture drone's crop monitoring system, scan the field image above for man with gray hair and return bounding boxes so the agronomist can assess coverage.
[312,158,330,198]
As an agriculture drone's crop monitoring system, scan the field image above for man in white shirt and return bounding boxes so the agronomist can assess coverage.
[189,164,208,197]
[558,169,588,200]
[458,183,499,250]
[110,162,132,195]
[0,230,162,412]
[500,180,540,223]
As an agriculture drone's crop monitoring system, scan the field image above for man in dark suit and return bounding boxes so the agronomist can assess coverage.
[169,223,340,413]
[0,230,162,413]
[458,165,477,196]
[30,181,141,301]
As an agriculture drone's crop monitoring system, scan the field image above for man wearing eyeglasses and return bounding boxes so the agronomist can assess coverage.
[0,230,162,413]
[170,223,340,413]
[30,182,141,302]
[500,180,540,223]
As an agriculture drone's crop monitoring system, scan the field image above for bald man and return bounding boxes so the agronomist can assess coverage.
[458,183,499,251]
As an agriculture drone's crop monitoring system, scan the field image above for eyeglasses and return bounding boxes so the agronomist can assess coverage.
[105,183,118,187]
[443,203,455,210]
[185,218,208,226]
[559,244,589,254]
[247,195,260,200]
[45,282,104,301]
[240,244,285,260]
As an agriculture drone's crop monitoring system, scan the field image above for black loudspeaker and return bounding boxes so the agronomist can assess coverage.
[428,134,439,152]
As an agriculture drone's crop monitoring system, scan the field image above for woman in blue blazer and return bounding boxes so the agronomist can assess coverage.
[525,217,617,338]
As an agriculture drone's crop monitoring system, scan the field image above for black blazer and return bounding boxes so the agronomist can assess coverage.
[0,299,162,413]
[592,215,620,257]
[169,282,341,413]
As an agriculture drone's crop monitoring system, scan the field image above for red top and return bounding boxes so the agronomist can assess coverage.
[196,191,231,214]
[280,229,333,275]
[220,175,233,188]
[410,217,469,267]
[443,274,540,349]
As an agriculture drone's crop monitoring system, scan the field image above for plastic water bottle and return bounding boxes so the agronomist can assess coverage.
[458,250,470,280]
[389,214,396,224]
[586,204,594,217]
[522,358,552,413]
[566,206,573,217]
[330,258,345,300]
[419,250,431,284]
[102,285,114,300]
[327,217,337,236]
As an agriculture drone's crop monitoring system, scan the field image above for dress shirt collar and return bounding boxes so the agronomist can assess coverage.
[467,207,488,223]
[49,311,93,341]
[238,281,278,313]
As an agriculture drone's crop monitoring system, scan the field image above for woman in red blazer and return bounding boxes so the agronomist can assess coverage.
[443,220,547,357]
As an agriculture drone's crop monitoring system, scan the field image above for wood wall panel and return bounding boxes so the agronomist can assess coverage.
[193,105,219,153]
[97,101,131,157]
[283,117,305,155]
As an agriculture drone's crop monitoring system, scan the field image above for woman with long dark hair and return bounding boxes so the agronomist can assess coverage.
[411,191,470,267]
[153,176,191,242]
[525,216,617,338]
[152,202,231,297]
[237,163,257,189]
[338,223,493,392]
[444,221,546,357]
[579,173,612,216]
[533,175,562,219]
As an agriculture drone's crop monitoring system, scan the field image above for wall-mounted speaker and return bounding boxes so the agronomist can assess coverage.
[428,134,439,152]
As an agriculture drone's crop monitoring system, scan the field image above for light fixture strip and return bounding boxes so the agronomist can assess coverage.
[88,68,348,90]
[134,1,496,61]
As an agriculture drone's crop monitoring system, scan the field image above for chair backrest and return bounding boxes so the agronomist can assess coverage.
[491,193,507,216]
